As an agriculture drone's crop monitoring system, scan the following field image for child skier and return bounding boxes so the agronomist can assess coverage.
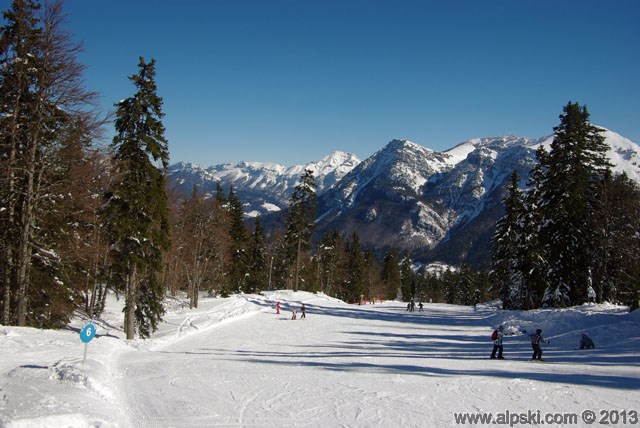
[529,328,550,361]
[300,304,306,319]
[276,301,280,315]
[490,325,505,359]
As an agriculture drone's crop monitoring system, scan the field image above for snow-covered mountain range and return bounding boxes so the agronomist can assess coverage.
[167,128,640,266]
[169,151,360,217]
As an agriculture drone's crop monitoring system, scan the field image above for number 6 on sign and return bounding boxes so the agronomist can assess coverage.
[80,322,96,364]
[80,322,96,343]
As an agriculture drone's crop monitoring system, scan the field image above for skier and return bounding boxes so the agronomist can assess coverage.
[276,301,280,315]
[418,302,424,312]
[529,328,550,361]
[300,304,306,319]
[291,307,297,320]
[490,325,505,359]
[579,333,595,349]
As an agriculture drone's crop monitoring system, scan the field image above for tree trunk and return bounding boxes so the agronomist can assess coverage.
[15,136,40,326]
[124,264,138,339]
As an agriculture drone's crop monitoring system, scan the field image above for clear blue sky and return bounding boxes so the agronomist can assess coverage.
[40,1,640,165]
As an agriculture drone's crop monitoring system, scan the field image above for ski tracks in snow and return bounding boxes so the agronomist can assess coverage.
[115,296,640,427]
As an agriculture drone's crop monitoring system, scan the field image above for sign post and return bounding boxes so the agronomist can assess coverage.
[80,322,97,364]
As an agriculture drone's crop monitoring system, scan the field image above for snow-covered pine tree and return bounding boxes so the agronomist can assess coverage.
[226,185,249,293]
[317,231,340,295]
[282,169,317,291]
[491,171,525,309]
[247,216,269,293]
[102,57,170,339]
[535,102,611,307]
[590,173,640,306]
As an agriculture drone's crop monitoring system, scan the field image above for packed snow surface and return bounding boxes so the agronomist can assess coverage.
[1,291,638,427]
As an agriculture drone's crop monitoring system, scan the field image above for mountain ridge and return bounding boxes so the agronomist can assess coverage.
[167,127,640,266]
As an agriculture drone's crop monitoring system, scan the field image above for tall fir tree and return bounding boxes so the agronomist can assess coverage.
[247,216,269,293]
[343,232,365,303]
[282,169,317,291]
[535,102,610,306]
[491,171,525,309]
[317,230,343,296]
[400,254,414,303]
[590,173,640,307]
[102,57,170,339]
[381,248,401,300]
[226,186,248,292]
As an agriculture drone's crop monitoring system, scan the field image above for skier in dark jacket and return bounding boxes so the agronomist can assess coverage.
[490,325,505,359]
[579,333,595,349]
[529,328,550,361]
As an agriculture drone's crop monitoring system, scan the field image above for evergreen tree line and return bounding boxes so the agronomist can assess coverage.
[491,102,640,310]
[418,265,492,307]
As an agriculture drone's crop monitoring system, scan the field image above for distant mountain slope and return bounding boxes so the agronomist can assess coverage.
[168,151,361,217]
[316,128,640,265]
[167,128,640,267]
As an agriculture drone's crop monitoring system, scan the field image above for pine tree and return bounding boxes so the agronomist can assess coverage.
[316,230,344,296]
[102,57,170,339]
[400,254,414,303]
[247,216,269,293]
[491,171,525,308]
[226,186,248,293]
[591,173,640,306]
[343,232,365,303]
[381,249,401,300]
[282,169,317,291]
[536,102,611,306]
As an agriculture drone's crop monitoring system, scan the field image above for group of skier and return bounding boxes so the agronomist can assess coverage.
[491,325,551,361]
[406,301,424,312]
[276,300,592,361]
[275,301,306,320]
[490,326,594,361]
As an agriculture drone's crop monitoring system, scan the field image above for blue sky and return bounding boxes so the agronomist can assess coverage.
[47,1,640,165]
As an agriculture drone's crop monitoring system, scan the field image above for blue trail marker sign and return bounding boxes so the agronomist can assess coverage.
[80,322,97,363]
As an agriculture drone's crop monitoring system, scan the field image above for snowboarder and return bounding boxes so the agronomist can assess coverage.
[300,304,306,319]
[579,333,595,349]
[276,301,280,315]
[490,325,505,359]
[529,328,550,361]
[291,307,297,320]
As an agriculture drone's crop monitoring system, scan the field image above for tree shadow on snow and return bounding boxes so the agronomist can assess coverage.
[172,302,640,391]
